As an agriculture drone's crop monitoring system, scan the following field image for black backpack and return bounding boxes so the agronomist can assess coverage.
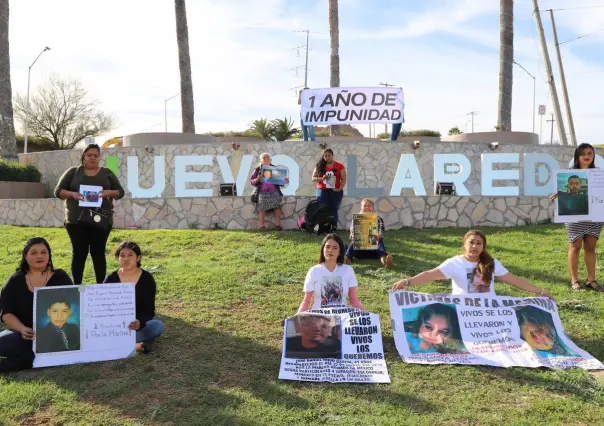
[298,200,335,235]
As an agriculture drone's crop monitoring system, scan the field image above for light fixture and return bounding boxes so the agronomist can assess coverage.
[319,142,328,150]
[435,182,455,195]
[412,140,420,149]
[220,183,236,196]
[489,142,499,150]
[231,142,240,150]
[144,145,154,154]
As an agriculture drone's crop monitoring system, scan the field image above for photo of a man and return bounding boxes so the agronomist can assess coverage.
[557,174,589,216]
[35,288,81,354]
[285,313,341,359]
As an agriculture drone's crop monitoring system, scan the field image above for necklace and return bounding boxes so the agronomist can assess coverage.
[26,270,50,292]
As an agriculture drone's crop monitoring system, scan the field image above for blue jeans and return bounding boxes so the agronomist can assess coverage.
[301,120,316,142]
[136,319,165,344]
[316,189,344,229]
[345,240,388,260]
[0,329,34,372]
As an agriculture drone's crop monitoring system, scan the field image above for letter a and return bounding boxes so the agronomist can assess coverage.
[390,154,427,196]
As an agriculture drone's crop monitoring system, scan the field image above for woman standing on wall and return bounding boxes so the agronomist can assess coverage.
[549,143,603,291]
[312,149,346,231]
[54,144,125,284]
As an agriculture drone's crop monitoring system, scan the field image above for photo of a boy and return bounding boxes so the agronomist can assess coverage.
[35,288,81,354]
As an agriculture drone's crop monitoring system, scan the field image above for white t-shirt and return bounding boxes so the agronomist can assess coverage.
[437,255,509,295]
[303,263,358,310]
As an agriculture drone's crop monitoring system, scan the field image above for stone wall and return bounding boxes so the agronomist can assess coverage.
[18,141,603,199]
[0,195,553,230]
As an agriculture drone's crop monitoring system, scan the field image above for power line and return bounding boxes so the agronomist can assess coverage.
[549,5,604,11]
[559,27,604,45]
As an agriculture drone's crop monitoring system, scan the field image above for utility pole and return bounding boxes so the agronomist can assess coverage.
[549,9,577,146]
[294,30,311,88]
[532,0,567,145]
[378,82,395,134]
[467,111,478,132]
[547,113,555,144]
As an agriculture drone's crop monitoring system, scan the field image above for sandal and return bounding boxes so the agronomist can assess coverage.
[275,226,283,231]
[259,226,268,232]
[570,281,583,291]
[585,280,604,292]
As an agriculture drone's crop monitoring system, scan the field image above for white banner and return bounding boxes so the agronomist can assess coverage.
[33,284,136,368]
[278,308,390,383]
[300,87,404,126]
[389,291,604,370]
[553,168,604,223]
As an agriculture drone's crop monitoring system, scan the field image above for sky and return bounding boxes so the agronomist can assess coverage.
[8,0,604,146]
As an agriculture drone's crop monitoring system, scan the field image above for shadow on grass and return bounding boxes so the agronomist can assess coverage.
[6,315,437,425]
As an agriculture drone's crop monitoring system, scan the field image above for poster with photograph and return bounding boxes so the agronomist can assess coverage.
[553,169,604,223]
[353,213,379,250]
[33,284,136,368]
[389,290,604,370]
[261,165,288,186]
[278,308,390,383]
[78,185,103,208]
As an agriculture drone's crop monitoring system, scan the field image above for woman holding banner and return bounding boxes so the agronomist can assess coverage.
[104,242,164,354]
[549,143,603,292]
[312,149,346,231]
[391,230,553,299]
[0,238,74,372]
[298,234,365,312]
[250,153,288,231]
[54,143,125,284]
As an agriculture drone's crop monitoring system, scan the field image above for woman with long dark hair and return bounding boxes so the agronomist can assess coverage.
[312,149,346,230]
[0,238,73,372]
[104,242,164,354]
[54,143,125,284]
[298,234,365,312]
[392,230,553,298]
[549,143,603,291]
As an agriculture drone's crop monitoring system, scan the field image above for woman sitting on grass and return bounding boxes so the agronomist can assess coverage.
[392,230,553,299]
[104,242,164,354]
[298,234,366,312]
[0,238,73,372]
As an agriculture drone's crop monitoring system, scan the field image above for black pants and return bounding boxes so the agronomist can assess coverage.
[65,223,112,284]
[0,330,34,372]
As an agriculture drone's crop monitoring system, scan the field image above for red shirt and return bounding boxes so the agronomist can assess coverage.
[316,162,345,190]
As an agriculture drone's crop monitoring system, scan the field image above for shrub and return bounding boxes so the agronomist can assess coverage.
[400,129,441,137]
[271,117,299,141]
[0,159,42,182]
[377,132,390,139]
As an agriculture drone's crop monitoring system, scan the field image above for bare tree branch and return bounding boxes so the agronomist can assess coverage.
[13,74,116,150]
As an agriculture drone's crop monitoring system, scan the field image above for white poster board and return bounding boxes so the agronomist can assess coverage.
[278,308,390,383]
[78,184,103,208]
[33,284,136,368]
[300,87,404,126]
[389,291,604,370]
[553,169,604,223]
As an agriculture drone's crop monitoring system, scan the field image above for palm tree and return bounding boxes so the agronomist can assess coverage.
[175,0,195,134]
[328,0,340,137]
[497,0,514,132]
[0,0,17,159]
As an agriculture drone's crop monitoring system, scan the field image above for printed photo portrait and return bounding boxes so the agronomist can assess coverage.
[82,190,100,203]
[556,171,589,216]
[403,303,468,354]
[466,268,491,293]
[514,306,579,358]
[321,277,344,307]
[35,287,81,354]
[285,313,341,359]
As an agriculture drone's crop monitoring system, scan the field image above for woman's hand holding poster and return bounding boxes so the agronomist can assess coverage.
[278,308,390,383]
[389,291,604,370]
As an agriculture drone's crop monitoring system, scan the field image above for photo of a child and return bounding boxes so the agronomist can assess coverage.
[35,287,81,354]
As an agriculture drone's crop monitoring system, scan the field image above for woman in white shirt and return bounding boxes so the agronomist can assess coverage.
[392,230,553,298]
[298,234,366,312]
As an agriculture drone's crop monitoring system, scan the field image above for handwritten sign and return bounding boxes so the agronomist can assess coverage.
[33,284,136,368]
[389,291,604,370]
[278,308,390,383]
[553,169,604,223]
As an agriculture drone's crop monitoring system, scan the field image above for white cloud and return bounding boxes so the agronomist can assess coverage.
[7,0,604,146]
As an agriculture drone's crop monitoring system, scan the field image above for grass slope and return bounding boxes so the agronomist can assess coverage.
[0,224,602,426]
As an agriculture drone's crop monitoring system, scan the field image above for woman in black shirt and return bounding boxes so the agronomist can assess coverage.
[0,238,74,372]
[104,242,164,354]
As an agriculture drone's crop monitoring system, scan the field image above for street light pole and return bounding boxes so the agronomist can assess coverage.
[513,60,536,134]
[164,93,180,132]
[24,46,50,154]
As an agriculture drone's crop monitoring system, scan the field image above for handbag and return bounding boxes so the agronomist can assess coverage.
[251,166,261,203]
[73,166,111,230]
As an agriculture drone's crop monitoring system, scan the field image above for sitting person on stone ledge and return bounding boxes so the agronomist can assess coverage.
[344,198,393,268]
[250,153,289,232]
[392,230,553,299]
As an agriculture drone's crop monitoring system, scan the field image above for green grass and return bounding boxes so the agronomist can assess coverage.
[0,224,603,425]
